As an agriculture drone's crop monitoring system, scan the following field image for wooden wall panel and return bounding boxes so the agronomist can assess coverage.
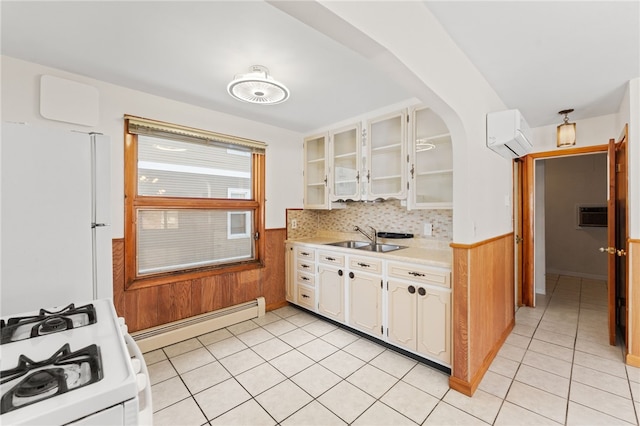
[628,239,640,367]
[112,228,287,332]
[450,234,515,396]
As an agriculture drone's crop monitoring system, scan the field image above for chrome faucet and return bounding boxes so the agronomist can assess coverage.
[354,225,377,245]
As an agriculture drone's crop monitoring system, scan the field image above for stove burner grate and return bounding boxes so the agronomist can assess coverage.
[0,344,102,414]
[0,303,97,344]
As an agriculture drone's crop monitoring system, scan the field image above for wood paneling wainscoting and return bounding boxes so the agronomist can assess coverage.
[449,233,515,396]
[628,239,640,367]
[112,228,287,332]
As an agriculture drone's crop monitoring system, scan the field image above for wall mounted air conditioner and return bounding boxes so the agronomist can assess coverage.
[486,109,533,159]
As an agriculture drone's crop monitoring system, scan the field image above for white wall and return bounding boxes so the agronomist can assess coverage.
[1,56,303,236]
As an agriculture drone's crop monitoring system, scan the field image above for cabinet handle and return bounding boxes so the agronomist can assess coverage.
[302,276,310,281]
[301,252,310,256]
[324,175,328,186]
[338,269,343,276]
[357,262,370,268]
[302,294,310,299]
[325,256,336,261]
[356,171,360,183]
[410,164,415,179]
[418,287,426,296]
[349,272,355,279]
[366,170,371,182]
[408,271,425,277]
[408,285,416,294]
[301,264,309,268]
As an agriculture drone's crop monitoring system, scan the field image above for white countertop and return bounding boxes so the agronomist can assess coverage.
[286,236,452,269]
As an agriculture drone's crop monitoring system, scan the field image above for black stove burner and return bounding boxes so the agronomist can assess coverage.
[0,344,102,414]
[0,303,97,344]
[14,369,62,398]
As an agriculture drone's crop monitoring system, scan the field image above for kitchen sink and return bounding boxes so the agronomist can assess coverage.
[325,241,406,253]
[326,240,371,249]
[357,243,406,253]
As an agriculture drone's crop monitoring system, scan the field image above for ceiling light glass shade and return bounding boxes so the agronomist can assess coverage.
[557,109,576,147]
[227,65,289,105]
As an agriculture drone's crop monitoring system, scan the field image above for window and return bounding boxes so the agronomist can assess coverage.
[124,115,266,288]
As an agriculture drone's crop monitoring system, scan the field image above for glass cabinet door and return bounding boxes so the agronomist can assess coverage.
[409,107,453,209]
[366,110,407,200]
[330,123,361,201]
[304,134,328,209]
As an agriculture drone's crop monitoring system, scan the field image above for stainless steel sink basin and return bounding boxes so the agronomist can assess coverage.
[325,241,406,253]
[326,240,371,249]
[357,243,407,253]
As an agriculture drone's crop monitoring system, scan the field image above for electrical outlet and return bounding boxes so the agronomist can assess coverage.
[291,219,297,229]
[423,223,432,236]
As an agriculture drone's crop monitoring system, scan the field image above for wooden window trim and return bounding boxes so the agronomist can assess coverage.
[124,125,266,291]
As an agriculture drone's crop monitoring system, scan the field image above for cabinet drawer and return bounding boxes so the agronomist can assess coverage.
[297,259,314,273]
[296,247,316,260]
[349,256,382,274]
[297,271,315,287]
[297,284,315,309]
[387,261,450,288]
[318,252,345,267]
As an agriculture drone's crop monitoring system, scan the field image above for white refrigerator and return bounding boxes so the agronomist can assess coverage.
[1,122,113,316]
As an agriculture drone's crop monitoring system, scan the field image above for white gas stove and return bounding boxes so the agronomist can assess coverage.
[0,299,152,425]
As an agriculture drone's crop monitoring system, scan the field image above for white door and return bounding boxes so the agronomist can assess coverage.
[387,279,417,350]
[416,285,451,364]
[318,265,345,321]
[348,271,382,336]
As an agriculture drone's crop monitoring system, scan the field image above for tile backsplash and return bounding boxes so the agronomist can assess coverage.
[286,200,452,247]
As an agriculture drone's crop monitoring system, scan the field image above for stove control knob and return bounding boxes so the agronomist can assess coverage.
[131,357,142,374]
[117,317,128,333]
[136,373,148,391]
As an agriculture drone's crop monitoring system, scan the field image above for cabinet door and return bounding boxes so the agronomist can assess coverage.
[304,134,329,209]
[408,107,453,210]
[416,285,451,364]
[365,110,407,200]
[387,279,417,351]
[318,265,345,322]
[330,124,361,201]
[348,272,382,336]
[285,244,295,302]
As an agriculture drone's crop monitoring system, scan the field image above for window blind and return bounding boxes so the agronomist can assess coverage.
[125,115,266,154]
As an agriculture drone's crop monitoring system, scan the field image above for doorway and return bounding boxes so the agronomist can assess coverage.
[536,153,608,295]
[520,136,628,349]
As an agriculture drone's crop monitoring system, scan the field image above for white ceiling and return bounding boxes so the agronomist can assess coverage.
[1,1,638,132]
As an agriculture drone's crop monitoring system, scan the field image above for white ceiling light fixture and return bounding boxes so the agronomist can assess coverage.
[227,65,290,105]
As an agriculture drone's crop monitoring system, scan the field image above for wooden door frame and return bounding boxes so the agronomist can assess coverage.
[520,145,608,307]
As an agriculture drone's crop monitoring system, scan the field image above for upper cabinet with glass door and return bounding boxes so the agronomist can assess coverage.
[408,107,453,209]
[330,123,361,202]
[303,133,329,209]
[364,110,407,200]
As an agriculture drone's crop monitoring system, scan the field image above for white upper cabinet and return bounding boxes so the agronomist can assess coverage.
[303,133,328,209]
[330,123,361,202]
[364,110,407,200]
[408,106,453,209]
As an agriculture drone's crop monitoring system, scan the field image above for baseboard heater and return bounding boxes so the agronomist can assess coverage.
[131,297,265,353]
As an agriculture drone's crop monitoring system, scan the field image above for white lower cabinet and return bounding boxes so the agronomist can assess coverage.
[387,261,451,365]
[286,242,451,367]
[317,252,346,322]
[285,243,295,303]
[348,257,383,337]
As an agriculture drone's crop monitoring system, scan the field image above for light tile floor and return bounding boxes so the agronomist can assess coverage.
[145,274,640,425]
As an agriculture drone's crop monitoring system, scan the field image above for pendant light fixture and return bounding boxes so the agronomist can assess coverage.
[227,65,289,105]
[557,109,576,147]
